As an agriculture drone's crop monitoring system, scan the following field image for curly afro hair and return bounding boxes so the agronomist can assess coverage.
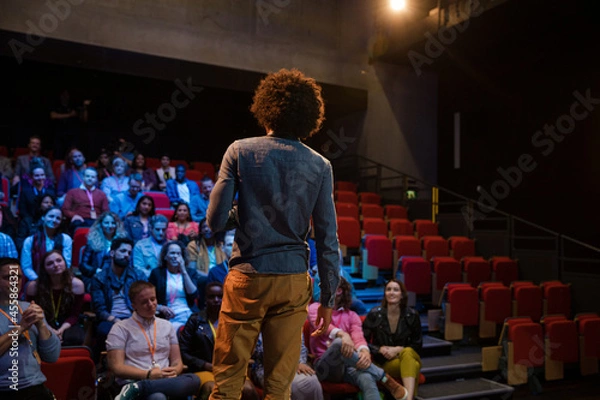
[250,68,325,139]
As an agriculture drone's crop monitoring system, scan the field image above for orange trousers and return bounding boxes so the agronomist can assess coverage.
[210,270,312,400]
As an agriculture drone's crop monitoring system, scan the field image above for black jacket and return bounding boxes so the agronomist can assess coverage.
[148,266,201,311]
[178,311,215,372]
[362,306,422,365]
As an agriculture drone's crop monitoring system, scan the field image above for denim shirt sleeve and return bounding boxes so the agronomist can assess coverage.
[312,161,340,308]
[207,142,238,233]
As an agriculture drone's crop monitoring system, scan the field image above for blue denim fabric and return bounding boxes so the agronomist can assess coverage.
[207,135,340,307]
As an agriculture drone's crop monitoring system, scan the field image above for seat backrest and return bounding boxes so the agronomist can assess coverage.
[191,161,215,180]
[401,256,431,294]
[72,228,90,268]
[185,169,204,182]
[361,203,384,219]
[41,356,96,400]
[389,218,413,236]
[335,181,357,192]
[393,235,421,257]
[482,285,512,324]
[449,236,476,260]
[513,285,543,322]
[422,236,449,259]
[384,204,407,219]
[143,191,170,208]
[156,208,175,220]
[543,317,579,363]
[0,177,9,207]
[463,257,491,287]
[362,217,387,236]
[490,256,519,286]
[542,281,571,318]
[335,202,359,220]
[337,217,361,249]
[359,191,381,205]
[432,257,462,290]
[336,190,358,205]
[508,320,544,367]
[414,219,438,238]
[447,285,479,326]
[365,235,392,270]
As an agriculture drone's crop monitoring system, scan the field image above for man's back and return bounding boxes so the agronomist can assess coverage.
[208,135,338,276]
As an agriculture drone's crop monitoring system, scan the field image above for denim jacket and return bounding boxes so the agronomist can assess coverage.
[207,135,340,307]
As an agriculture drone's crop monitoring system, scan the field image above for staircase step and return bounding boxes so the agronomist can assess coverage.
[421,335,453,358]
[416,378,514,400]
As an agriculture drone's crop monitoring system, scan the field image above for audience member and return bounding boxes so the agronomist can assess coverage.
[206,229,234,285]
[149,241,200,331]
[195,176,214,221]
[0,203,17,238]
[101,157,130,202]
[166,203,199,243]
[16,194,55,250]
[362,279,422,400]
[133,215,168,279]
[131,153,158,191]
[112,138,136,167]
[95,148,113,183]
[110,173,144,219]
[0,231,17,258]
[21,207,72,281]
[107,281,201,400]
[187,219,226,276]
[250,332,322,400]
[18,163,56,224]
[308,277,408,400]
[123,195,156,242]
[13,136,55,185]
[156,154,175,191]
[0,258,60,398]
[26,250,86,346]
[62,167,109,233]
[56,148,87,200]
[0,155,13,181]
[80,211,127,290]
[91,237,143,343]
[166,164,200,208]
[313,249,367,315]
[179,282,258,400]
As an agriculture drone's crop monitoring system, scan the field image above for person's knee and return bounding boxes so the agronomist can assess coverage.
[199,381,215,400]
[354,372,378,391]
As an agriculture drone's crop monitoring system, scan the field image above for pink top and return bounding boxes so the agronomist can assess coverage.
[166,221,199,241]
[308,302,368,359]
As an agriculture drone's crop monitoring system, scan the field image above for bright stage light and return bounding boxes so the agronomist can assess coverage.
[390,0,407,12]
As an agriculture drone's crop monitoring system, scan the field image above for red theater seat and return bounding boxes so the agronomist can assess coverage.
[392,235,421,274]
[389,218,413,237]
[541,280,571,318]
[490,256,518,286]
[361,203,384,219]
[362,217,387,236]
[144,191,170,208]
[335,202,359,220]
[336,190,358,205]
[502,317,544,385]
[191,161,215,180]
[479,282,511,338]
[449,236,475,261]
[575,313,600,375]
[443,283,479,341]
[335,181,357,192]
[462,256,491,288]
[359,191,381,205]
[156,208,175,220]
[414,219,438,238]
[362,235,393,280]
[422,236,449,260]
[542,315,579,380]
[337,217,361,256]
[511,281,542,322]
[72,228,90,269]
[385,204,407,219]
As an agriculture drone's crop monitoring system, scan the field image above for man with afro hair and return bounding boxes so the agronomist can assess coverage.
[207,69,340,400]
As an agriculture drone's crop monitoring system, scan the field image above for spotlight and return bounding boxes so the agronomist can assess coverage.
[390,0,407,12]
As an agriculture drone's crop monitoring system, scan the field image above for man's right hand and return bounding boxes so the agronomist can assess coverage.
[311,305,332,336]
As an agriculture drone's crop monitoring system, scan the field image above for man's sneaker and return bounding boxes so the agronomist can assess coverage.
[115,382,140,400]
[381,373,408,400]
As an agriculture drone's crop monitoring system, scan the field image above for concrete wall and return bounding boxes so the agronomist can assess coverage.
[0,0,437,182]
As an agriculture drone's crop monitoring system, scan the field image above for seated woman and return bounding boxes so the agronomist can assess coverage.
[21,207,72,281]
[123,195,156,242]
[80,211,127,290]
[16,193,55,250]
[187,218,226,276]
[26,250,86,346]
[149,241,200,331]
[166,203,199,243]
[0,258,61,398]
[250,332,323,400]
[179,282,259,400]
[362,279,422,400]
[18,163,56,225]
[101,157,130,202]
[131,153,158,191]
[307,277,408,400]
[107,281,201,400]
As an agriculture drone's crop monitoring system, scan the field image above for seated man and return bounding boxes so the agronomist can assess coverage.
[0,232,17,258]
[91,238,144,344]
[195,176,214,221]
[133,215,168,279]
[57,148,87,202]
[308,277,408,400]
[13,135,54,185]
[207,229,234,285]
[107,281,201,400]
[62,167,109,233]
[156,153,175,191]
[110,173,144,219]
[165,164,200,208]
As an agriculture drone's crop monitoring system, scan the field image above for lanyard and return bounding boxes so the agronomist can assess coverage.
[73,168,84,185]
[50,290,62,324]
[208,320,217,340]
[134,318,158,367]
[84,188,95,211]
[0,304,42,364]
